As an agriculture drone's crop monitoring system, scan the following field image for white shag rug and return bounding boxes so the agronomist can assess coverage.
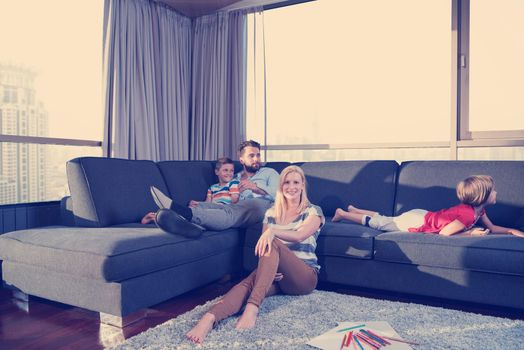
[111,290,523,350]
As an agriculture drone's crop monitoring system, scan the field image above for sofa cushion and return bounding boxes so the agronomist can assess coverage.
[67,157,169,227]
[395,161,524,228]
[0,226,242,282]
[157,161,216,205]
[317,221,383,260]
[374,232,524,276]
[242,221,383,271]
[295,161,398,217]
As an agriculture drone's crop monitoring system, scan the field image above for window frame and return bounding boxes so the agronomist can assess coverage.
[0,134,101,147]
[457,0,524,146]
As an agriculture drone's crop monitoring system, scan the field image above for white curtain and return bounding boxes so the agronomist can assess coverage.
[103,0,192,160]
[190,10,247,160]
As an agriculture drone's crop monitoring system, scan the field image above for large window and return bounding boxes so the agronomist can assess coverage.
[0,1,103,205]
[247,0,452,149]
[247,0,524,162]
[467,0,524,136]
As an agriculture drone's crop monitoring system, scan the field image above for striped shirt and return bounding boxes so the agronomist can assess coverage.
[207,180,240,205]
[263,204,325,271]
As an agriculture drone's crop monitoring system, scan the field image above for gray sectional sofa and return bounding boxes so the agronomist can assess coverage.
[1,157,523,327]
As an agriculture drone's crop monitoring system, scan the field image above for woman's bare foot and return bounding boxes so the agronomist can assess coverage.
[332,208,346,222]
[186,312,215,344]
[347,205,357,212]
[235,303,259,329]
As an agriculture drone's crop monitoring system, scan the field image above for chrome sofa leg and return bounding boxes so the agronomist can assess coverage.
[100,309,148,328]
[3,283,30,312]
[12,289,29,302]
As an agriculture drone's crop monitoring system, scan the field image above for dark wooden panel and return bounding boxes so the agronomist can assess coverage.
[0,202,61,234]
[2,208,16,234]
[27,207,38,229]
[37,205,61,227]
[15,207,27,231]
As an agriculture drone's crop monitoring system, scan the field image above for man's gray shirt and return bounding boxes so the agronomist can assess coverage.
[233,167,279,201]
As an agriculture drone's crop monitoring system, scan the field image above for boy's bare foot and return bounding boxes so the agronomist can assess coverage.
[141,212,156,225]
[235,303,259,329]
[186,312,215,344]
[332,208,345,222]
[347,205,357,212]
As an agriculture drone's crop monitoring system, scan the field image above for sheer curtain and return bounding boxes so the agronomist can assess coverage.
[190,10,247,160]
[103,0,192,160]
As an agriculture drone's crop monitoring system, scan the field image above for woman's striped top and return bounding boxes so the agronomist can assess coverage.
[263,203,325,271]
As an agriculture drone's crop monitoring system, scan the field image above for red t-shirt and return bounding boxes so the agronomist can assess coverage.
[408,204,485,233]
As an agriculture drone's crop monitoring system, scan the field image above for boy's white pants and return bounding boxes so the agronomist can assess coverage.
[368,209,428,232]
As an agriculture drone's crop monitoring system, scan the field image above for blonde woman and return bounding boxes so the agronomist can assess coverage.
[186,165,325,344]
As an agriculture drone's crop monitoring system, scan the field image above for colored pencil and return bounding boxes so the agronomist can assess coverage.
[359,330,385,346]
[340,333,347,350]
[381,335,420,346]
[353,335,365,350]
[345,331,353,347]
[337,324,366,333]
[372,330,420,345]
[363,329,391,345]
[360,329,389,347]
[361,333,384,348]
[355,334,381,349]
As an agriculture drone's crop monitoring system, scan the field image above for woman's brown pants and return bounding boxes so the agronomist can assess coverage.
[208,238,318,322]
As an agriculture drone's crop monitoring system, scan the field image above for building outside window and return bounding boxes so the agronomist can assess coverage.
[0,1,103,205]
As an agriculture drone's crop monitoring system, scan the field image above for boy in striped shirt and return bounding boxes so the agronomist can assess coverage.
[142,158,239,224]
[189,157,240,207]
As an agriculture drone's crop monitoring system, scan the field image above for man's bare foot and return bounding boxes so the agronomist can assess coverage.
[186,312,215,344]
[235,303,259,329]
[332,208,346,222]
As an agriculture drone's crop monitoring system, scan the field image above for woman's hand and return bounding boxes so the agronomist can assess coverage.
[188,200,200,208]
[274,272,284,282]
[255,228,275,257]
[508,229,524,238]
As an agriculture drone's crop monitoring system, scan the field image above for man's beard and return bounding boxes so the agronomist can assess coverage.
[244,163,260,173]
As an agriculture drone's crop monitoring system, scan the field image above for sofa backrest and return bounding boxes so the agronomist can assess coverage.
[157,161,216,206]
[231,161,291,175]
[158,161,291,206]
[395,161,524,228]
[295,161,399,217]
[67,157,170,227]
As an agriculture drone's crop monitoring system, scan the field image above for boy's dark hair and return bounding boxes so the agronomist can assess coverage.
[238,140,261,155]
[215,157,234,171]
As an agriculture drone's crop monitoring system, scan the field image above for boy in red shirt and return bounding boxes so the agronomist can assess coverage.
[332,175,524,237]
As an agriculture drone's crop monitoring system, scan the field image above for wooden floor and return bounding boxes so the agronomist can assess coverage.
[0,278,239,350]
[1,279,523,350]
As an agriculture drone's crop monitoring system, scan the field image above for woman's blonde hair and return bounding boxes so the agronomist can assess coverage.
[456,175,494,207]
[273,165,310,222]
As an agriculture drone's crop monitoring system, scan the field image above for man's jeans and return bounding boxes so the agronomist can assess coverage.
[191,198,273,231]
